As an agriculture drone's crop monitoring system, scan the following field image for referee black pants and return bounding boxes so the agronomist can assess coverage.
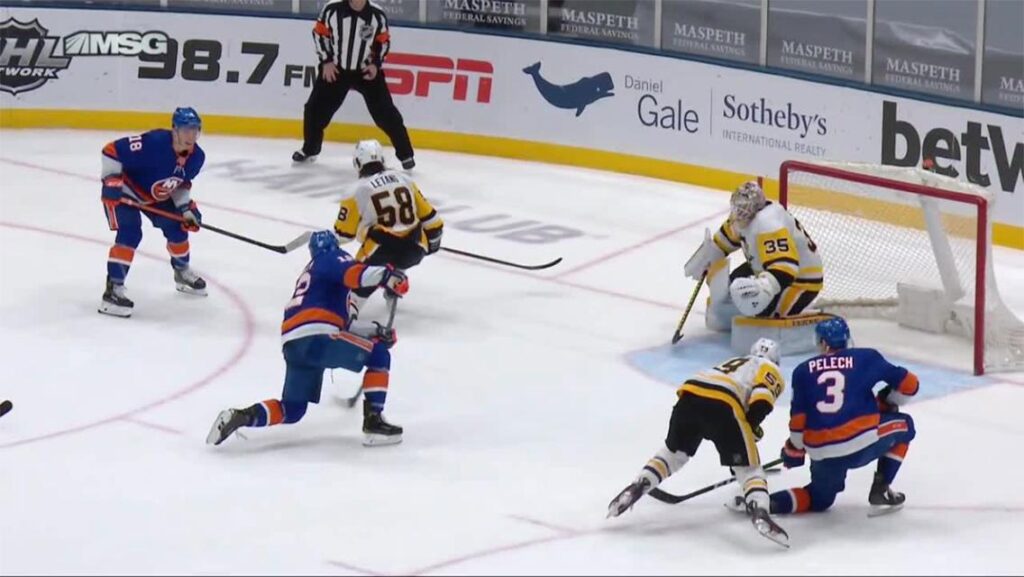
[301,70,414,162]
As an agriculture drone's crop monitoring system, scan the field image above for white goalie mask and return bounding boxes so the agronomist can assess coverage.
[750,337,781,366]
[353,139,385,171]
[730,181,766,227]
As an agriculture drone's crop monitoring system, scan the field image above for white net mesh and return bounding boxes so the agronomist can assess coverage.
[783,161,1024,374]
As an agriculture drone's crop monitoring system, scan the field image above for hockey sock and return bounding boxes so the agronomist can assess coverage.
[733,466,770,510]
[362,369,389,413]
[640,445,689,487]
[167,240,190,270]
[249,399,308,426]
[107,245,135,284]
[878,442,909,485]
[770,488,811,514]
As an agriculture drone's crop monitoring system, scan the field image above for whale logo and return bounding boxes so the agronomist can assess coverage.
[522,62,614,116]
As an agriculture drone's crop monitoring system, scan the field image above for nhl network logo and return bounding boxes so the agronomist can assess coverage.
[0,19,70,95]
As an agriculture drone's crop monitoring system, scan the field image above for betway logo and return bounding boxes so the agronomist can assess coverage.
[881,101,1023,193]
[384,52,493,103]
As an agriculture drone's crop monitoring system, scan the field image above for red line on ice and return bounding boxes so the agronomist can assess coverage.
[0,221,255,450]
[554,209,729,279]
[0,156,689,312]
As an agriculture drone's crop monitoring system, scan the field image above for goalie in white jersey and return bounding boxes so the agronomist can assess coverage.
[685,181,823,331]
[607,338,789,546]
[334,139,444,321]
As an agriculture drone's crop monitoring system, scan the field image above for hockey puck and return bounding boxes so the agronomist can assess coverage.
[0,400,12,418]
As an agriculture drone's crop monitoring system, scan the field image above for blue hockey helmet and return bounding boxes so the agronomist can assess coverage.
[308,230,341,259]
[172,107,202,130]
[816,316,851,350]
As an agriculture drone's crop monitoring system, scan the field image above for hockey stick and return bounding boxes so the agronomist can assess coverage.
[343,295,399,408]
[647,458,785,505]
[441,247,562,271]
[119,199,312,254]
[671,271,707,344]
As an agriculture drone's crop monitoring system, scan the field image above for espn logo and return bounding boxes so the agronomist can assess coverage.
[63,31,169,56]
[385,53,493,103]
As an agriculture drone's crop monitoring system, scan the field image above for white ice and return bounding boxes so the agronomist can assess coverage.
[1,130,1023,575]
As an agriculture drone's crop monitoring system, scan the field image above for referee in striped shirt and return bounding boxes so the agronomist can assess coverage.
[293,0,416,169]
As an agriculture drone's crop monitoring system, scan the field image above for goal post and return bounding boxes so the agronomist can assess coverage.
[779,159,1023,375]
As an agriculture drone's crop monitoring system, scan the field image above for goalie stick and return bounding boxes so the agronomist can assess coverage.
[120,199,311,254]
[342,295,399,408]
[441,247,562,271]
[671,271,706,344]
[647,458,785,504]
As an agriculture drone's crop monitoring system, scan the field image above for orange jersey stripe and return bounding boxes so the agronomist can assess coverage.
[167,241,190,257]
[329,331,374,352]
[887,442,909,458]
[791,488,812,513]
[122,174,153,202]
[281,308,347,334]
[343,263,368,289]
[102,141,118,159]
[878,419,909,437]
[803,413,880,446]
[314,21,331,36]
[789,413,807,432]
[898,373,919,396]
[108,245,135,263]
[362,370,389,390]
[263,399,284,425]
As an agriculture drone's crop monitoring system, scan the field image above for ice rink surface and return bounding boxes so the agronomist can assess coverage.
[2,129,1023,575]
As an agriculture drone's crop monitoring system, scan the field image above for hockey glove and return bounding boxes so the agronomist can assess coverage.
[101,175,124,201]
[380,265,409,299]
[426,227,443,255]
[752,424,765,442]
[371,321,397,348]
[781,439,806,469]
[876,386,899,413]
[179,200,202,232]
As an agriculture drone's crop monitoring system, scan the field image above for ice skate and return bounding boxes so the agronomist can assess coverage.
[362,401,402,446]
[98,278,133,318]
[206,407,256,446]
[174,267,208,296]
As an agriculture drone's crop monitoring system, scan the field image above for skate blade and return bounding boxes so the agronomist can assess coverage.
[754,519,791,549]
[98,302,132,318]
[176,284,208,297]
[362,432,402,447]
[206,410,233,445]
[868,503,904,517]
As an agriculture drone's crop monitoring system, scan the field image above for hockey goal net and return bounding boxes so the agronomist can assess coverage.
[780,160,1024,375]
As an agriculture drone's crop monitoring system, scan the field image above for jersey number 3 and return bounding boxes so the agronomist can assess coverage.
[815,370,845,413]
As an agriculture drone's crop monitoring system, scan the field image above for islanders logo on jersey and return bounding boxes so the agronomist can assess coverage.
[151,176,184,201]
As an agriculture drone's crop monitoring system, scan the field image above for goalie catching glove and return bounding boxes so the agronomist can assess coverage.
[730,272,781,316]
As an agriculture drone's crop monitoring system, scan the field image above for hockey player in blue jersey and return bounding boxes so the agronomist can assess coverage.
[99,107,207,317]
[206,230,409,447]
[770,316,918,515]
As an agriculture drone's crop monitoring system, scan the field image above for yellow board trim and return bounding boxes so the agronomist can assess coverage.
[2,108,1021,249]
